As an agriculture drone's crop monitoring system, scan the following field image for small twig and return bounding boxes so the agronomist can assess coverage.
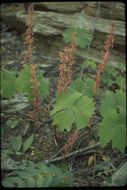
[49,146,64,161]
[45,142,100,164]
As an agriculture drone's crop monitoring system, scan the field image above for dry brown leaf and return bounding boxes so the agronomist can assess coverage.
[88,155,94,166]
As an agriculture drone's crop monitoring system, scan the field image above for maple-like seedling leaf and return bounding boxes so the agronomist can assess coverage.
[37,72,49,98]
[1,69,17,98]
[84,78,95,98]
[70,78,85,93]
[99,89,126,153]
[52,91,95,132]
[15,65,49,102]
[74,95,95,129]
[99,109,126,152]
[53,108,75,132]
[51,91,82,115]
[115,90,126,109]
[63,28,92,48]
[100,91,116,115]
[15,64,33,101]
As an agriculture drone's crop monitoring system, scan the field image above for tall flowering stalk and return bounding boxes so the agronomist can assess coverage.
[57,33,77,94]
[56,33,79,150]
[93,24,115,95]
[31,64,42,118]
[25,4,41,120]
[25,4,34,63]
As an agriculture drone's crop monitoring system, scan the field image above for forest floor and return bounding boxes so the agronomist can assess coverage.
[1,22,126,187]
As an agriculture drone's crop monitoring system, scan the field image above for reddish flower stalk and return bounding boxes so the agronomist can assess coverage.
[24,4,34,63]
[64,129,78,155]
[57,33,77,94]
[31,64,42,119]
[55,33,77,143]
[25,4,41,120]
[93,24,115,95]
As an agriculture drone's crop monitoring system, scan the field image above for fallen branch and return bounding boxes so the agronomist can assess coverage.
[45,142,100,164]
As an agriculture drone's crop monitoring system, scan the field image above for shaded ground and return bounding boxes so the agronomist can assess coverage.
[1,22,126,187]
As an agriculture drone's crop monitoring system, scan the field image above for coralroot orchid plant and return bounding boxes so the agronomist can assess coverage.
[24,4,42,120]
[51,23,126,154]
[1,4,126,161]
[16,4,49,122]
[51,31,95,153]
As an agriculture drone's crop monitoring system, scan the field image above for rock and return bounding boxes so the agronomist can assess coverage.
[15,10,125,37]
[1,94,29,113]
[77,47,125,68]
[82,2,125,21]
[1,5,125,37]
[1,3,125,68]
[33,2,125,21]
[33,2,84,13]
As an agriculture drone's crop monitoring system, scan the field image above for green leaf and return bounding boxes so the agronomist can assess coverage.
[63,28,92,48]
[15,64,32,101]
[71,77,94,97]
[15,65,49,102]
[23,134,34,153]
[115,90,126,108]
[115,178,127,186]
[37,72,49,98]
[74,95,94,129]
[26,178,36,187]
[84,78,95,98]
[100,91,116,115]
[6,119,19,128]
[1,69,17,98]
[43,175,54,187]
[36,175,45,187]
[63,28,74,43]
[51,91,82,115]
[115,76,124,86]
[2,177,25,187]
[71,78,85,93]
[84,59,97,69]
[50,165,73,187]
[119,107,126,125]
[2,161,73,187]
[114,63,125,71]
[53,108,74,132]
[2,177,15,187]
[52,90,95,131]
[11,135,22,152]
[99,109,126,152]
